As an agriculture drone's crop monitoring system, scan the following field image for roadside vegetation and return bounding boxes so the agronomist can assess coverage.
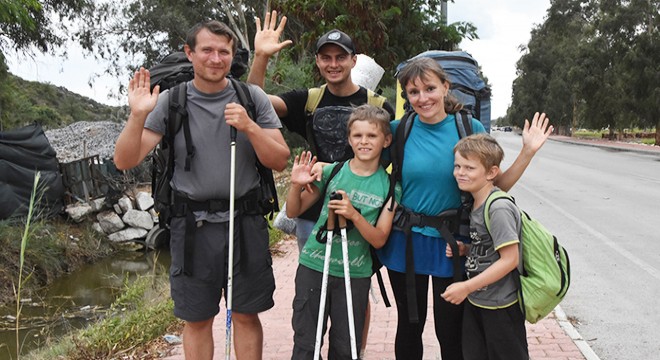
[0,218,116,307]
[572,128,656,146]
[23,273,179,360]
[2,156,296,359]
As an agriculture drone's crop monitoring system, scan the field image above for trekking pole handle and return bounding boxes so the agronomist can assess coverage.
[230,126,237,142]
[327,208,336,231]
[329,191,347,229]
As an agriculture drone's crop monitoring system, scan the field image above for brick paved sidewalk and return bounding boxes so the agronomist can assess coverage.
[163,238,588,359]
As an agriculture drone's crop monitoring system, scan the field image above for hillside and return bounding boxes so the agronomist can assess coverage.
[0,73,128,131]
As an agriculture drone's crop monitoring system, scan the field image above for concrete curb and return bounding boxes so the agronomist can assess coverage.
[555,306,601,360]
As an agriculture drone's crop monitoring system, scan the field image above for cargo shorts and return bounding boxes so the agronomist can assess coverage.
[169,214,275,322]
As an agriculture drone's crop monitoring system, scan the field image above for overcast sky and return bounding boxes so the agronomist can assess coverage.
[6,1,550,119]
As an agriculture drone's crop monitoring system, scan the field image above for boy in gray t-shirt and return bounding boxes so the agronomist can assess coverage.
[442,134,528,360]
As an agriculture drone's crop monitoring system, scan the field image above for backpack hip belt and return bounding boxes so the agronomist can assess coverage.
[393,206,460,233]
[172,188,262,277]
[393,206,464,324]
[172,188,264,217]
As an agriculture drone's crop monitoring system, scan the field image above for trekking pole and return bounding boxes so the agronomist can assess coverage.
[313,208,336,360]
[338,213,359,360]
[225,126,237,360]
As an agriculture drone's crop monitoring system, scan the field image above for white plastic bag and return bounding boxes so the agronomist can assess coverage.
[273,202,297,235]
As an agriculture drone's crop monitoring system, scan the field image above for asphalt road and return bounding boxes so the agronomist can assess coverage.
[492,132,660,360]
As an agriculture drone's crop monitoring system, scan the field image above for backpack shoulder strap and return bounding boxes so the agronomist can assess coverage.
[483,190,514,233]
[305,84,327,115]
[167,82,194,171]
[484,190,523,274]
[321,160,346,197]
[455,109,474,139]
[366,88,387,108]
[387,111,414,211]
[229,77,280,215]
[391,111,415,181]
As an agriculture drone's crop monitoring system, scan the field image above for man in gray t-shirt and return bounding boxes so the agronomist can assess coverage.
[114,20,289,360]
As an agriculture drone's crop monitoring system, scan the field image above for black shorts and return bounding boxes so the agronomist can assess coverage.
[169,214,275,322]
[462,301,528,360]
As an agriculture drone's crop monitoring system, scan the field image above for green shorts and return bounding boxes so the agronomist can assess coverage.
[169,214,275,322]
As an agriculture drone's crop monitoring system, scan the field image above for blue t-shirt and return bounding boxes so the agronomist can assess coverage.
[377,113,485,277]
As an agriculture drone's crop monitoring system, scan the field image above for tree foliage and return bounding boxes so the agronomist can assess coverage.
[273,0,478,85]
[73,0,477,90]
[508,0,659,140]
[76,0,266,92]
[0,0,97,130]
[0,0,94,54]
[1,0,480,128]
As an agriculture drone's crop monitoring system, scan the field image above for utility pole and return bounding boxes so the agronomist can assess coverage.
[441,1,448,26]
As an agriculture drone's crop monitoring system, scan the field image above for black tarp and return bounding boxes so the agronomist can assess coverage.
[0,123,65,220]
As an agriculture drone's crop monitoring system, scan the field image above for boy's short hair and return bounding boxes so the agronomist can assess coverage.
[454,134,504,170]
[347,104,391,137]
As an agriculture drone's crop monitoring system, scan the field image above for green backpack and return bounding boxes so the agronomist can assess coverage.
[484,190,571,324]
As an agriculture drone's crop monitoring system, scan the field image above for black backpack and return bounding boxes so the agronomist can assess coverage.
[144,51,279,249]
[315,160,393,307]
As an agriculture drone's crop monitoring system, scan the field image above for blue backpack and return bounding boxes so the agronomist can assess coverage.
[396,50,492,132]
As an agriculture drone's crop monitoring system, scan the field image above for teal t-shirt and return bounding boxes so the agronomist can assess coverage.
[378,113,486,277]
[299,160,400,278]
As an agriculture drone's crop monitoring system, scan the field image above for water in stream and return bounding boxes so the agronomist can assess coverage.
[0,249,171,360]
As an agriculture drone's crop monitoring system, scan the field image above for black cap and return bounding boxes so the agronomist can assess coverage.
[315,29,355,54]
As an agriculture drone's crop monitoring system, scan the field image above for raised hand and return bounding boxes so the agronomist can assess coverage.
[254,10,293,57]
[291,151,317,192]
[522,112,553,155]
[128,67,159,117]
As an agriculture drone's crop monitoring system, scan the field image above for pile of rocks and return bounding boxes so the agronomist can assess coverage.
[45,121,124,163]
[65,191,161,248]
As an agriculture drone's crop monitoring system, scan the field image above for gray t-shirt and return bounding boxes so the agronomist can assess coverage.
[145,80,281,202]
[466,188,521,308]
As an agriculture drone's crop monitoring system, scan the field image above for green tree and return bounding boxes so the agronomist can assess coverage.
[75,0,478,91]
[508,0,590,134]
[508,0,658,142]
[0,0,94,54]
[273,0,478,85]
[77,0,266,92]
[1,0,96,129]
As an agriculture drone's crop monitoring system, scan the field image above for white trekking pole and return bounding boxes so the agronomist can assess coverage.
[338,213,358,360]
[314,208,336,360]
[225,126,237,360]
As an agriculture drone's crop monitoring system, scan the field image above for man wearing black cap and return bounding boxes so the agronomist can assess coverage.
[248,11,395,358]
